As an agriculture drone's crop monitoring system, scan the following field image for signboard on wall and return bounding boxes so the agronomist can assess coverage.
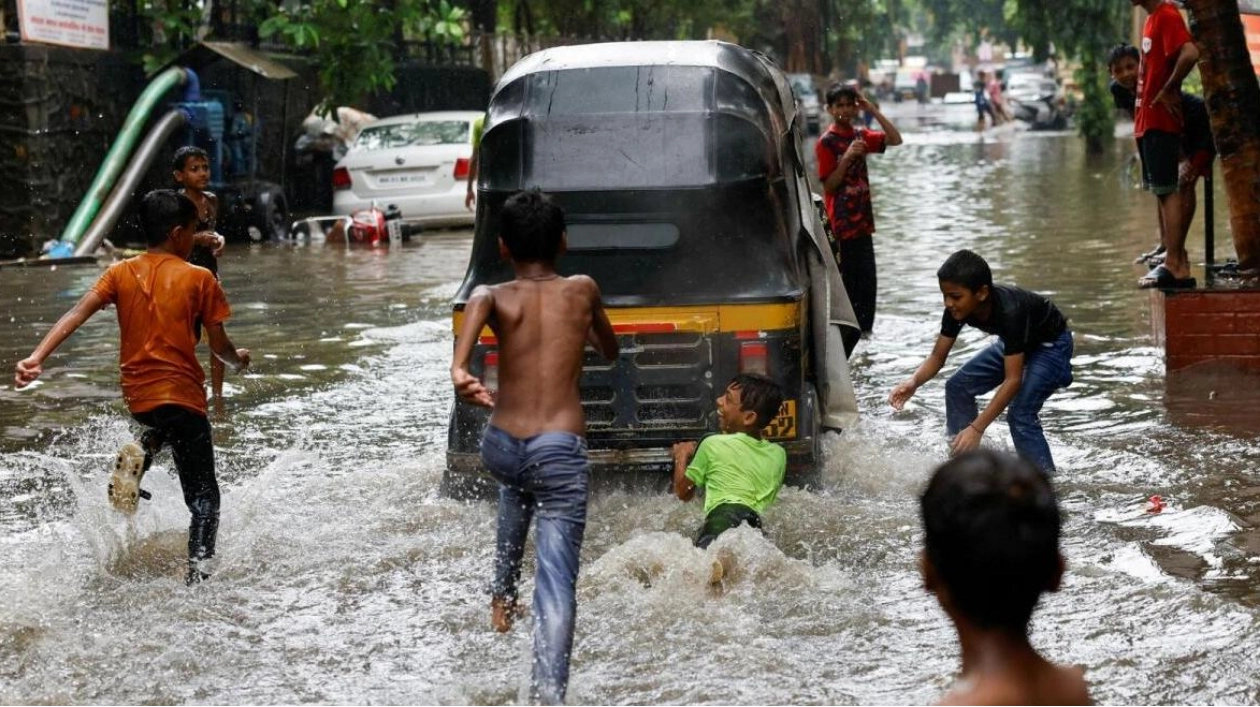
[17,0,109,50]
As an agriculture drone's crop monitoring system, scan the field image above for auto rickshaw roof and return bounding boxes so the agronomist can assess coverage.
[494,40,798,129]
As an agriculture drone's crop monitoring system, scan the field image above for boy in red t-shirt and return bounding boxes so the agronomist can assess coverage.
[1131,0,1200,289]
[815,83,903,338]
[14,190,250,585]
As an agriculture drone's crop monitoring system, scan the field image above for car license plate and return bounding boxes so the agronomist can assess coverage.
[377,172,429,186]
[763,399,797,440]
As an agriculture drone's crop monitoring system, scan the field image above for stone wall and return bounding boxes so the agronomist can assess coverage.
[0,44,141,257]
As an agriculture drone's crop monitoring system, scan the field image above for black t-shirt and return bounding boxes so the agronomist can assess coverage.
[940,284,1067,356]
[1110,81,1214,159]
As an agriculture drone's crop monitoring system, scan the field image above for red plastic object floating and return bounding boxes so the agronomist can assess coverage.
[1145,495,1165,514]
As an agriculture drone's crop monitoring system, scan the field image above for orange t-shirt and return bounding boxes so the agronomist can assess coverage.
[90,252,231,415]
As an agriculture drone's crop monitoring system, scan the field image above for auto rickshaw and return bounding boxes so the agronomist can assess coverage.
[445,41,860,497]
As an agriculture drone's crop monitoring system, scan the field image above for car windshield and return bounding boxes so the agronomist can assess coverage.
[355,120,469,151]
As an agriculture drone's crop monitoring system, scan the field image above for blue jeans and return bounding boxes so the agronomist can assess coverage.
[480,425,589,705]
[944,330,1074,473]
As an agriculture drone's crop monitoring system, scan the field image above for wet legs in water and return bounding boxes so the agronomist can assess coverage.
[944,332,1073,474]
[132,405,221,583]
[482,428,590,705]
[838,234,877,336]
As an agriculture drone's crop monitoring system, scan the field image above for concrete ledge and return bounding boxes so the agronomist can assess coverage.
[1151,287,1260,372]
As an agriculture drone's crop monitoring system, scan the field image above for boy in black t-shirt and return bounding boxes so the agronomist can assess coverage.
[889,250,1074,474]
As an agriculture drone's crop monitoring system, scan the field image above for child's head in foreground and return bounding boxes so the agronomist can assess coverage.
[718,373,785,434]
[920,449,1063,634]
[499,188,566,263]
[140,189,198,250]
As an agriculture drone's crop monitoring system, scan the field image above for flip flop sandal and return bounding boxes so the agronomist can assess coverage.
[109,442,151,514]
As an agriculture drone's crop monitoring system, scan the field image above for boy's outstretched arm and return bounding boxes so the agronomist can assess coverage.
[584,278,619,361]
[450,286,495,408]
[14,291,106,388]
[889,335,955,409]
[951,353,1023,455]
[671,441,697,501]
[204,322,250,373]
[860,93,903,146]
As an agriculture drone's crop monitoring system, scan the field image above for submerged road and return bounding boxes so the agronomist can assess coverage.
[1,116,1259,704]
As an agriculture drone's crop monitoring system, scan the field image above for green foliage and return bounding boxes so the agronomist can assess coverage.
[1073,55,1115,153]
[415,0,469,44]
[137,0,206,74]
[259,0,466,111]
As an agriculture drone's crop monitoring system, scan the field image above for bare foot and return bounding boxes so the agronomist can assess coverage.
[491,596,524,632]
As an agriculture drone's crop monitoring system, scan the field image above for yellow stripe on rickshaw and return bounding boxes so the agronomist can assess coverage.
[453,301,801,340]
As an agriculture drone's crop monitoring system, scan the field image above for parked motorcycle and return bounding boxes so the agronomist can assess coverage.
[1009,94,1068,130]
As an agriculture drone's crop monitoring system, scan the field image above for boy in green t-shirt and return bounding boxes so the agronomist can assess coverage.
[671,373,787,548]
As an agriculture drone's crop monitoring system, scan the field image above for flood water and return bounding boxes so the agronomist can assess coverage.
[2,115,1260,704]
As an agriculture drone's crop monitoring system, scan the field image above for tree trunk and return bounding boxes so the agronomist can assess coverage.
[777,0,824,73]
[1184,0,1260,271]
[468,0,497,33]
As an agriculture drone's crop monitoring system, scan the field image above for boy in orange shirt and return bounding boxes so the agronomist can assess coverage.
[14,190,250,585]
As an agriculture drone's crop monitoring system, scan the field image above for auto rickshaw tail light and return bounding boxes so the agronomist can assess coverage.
[332,167,352,191]
[454,158,471,180]
[482,350,499,393]
[739,341,769,375]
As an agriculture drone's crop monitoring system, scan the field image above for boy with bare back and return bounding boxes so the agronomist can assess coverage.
[450,189,619,705]
[921,449,1091,705]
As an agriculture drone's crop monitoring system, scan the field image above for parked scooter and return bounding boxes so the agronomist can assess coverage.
[1009,93,1068,130]
[288,202,415,247]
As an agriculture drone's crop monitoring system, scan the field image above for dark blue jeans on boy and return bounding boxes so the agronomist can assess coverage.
[480,425,589,705]
[944,330,1074,473]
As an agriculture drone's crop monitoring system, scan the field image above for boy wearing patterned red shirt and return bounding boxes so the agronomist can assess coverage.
[815,83,903,338]
[1130,0,1200,289]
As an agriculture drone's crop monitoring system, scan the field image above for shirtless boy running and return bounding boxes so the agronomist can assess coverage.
[450,189,618,705]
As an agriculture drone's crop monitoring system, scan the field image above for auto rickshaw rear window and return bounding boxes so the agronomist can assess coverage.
[523,66,709,115]
[566,223,679,250]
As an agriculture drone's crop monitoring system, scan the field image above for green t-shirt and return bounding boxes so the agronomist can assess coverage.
[685,433,786,516]
[471,114,485,149]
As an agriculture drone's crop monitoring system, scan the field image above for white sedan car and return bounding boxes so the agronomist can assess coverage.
[332,111,482,228]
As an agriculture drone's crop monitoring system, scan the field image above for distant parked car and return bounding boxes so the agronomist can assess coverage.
[787,73,823,133]
[332,111,483,228]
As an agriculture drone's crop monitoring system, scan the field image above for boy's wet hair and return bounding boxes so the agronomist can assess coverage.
[729,373,785,429]
[500,189,566,262]
[140,190,197,246]
[1108,43,1140,69]
[937,249,993,291]
[921,450,1061,631]
[173,145,209,172]
[825,83,859,107]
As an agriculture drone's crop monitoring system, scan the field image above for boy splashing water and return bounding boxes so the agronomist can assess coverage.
[672,374,786,549]
[450,189,618,704]
[14,190,250,585]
